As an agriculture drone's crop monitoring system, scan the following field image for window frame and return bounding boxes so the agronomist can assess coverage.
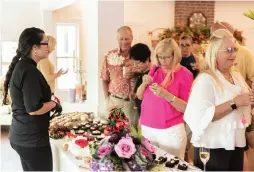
[55,23,80,90]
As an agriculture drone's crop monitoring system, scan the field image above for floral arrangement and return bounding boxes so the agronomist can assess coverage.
[158,21,210,44]
[103,107,130,136]
[89,108,156,171]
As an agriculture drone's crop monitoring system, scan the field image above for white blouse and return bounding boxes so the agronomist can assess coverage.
[184,70,252,150]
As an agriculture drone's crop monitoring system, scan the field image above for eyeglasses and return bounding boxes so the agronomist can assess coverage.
[156,55,172,60]
[180,44,191,48]
[219,47,238,54]
[39,42,49,46]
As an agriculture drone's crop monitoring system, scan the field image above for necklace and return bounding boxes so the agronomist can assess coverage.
[221,72,234,85]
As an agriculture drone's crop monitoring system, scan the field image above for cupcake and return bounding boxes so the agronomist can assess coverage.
[93,119,100,124]
[85,124,91,129]
[76,130,85,134]
[72,126,79,131]
[158,156,167,164]
[165,159,176,168]
[92,130,101,135]
[90,126,96,131]
[88,119,93,123]
[178,164,188,171]
[93,125,99,130]
[173,157,179,165]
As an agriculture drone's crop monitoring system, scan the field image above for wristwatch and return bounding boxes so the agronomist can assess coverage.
[230,99,237,110]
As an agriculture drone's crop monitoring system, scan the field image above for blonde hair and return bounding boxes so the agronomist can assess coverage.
[154,38,182,66]
[198,29,234,89]
[47,35,56,53]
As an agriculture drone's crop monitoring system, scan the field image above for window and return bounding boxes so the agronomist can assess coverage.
[56,23,79,89]
[0,41,18,76]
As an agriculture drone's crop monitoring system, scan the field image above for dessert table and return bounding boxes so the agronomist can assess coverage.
[0,102,90,126]
[50,138,200,171]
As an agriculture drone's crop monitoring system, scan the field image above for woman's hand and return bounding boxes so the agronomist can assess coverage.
[56,68,64,77]
[149,84,168,98]
[234,92,254,107]
[142,75,152,86]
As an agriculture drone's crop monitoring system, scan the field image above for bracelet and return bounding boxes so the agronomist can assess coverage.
[170,96,176,103]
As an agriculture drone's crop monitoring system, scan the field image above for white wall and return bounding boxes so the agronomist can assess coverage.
[1,1,42,41]
[97,1,124,116]
[124,1,175,47]
[215,1,254,54]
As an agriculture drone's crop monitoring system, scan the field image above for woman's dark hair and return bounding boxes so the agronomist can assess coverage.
[130,43,151,63]
[2,27,45,105]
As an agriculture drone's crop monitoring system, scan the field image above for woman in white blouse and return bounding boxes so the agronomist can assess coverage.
[184,29,254,171]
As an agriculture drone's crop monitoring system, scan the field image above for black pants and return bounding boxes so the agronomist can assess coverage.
[10,142,53,171]
[194,147,244,171]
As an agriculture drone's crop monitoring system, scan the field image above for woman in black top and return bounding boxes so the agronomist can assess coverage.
[3,27,62,171]
[130,43,151,115]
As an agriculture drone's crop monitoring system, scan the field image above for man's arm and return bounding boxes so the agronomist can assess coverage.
[102,80,110,99]
[100,55,110,99]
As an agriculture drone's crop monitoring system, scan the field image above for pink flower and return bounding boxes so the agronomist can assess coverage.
[142,137,156,153]
[115,137,136,158]
[140,146,150,157]
[97,144,112,158]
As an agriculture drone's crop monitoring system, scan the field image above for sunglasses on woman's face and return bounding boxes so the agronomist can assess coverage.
[219,47,238,54]
[39,42,49,46]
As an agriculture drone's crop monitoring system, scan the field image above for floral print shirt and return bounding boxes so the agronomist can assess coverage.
[100,48,136,98]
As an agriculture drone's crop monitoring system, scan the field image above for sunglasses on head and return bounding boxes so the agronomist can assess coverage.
[219,47,238,54]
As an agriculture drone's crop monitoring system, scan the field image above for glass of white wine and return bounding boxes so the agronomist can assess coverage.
[199,146,210,172]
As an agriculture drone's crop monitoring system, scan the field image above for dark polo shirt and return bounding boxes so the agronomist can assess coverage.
[9,57,51,147]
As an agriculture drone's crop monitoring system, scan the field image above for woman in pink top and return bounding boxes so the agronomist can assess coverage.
[136,38,193,159]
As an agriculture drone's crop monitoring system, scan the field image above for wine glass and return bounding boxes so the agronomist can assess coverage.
[199,145,210,172]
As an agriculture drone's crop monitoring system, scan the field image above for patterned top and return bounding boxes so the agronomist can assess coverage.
[100,48,136,98]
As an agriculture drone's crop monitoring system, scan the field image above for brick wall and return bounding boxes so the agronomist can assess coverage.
[175,1,215,27]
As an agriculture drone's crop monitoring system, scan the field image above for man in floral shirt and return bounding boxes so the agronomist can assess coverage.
[100,26,139,127]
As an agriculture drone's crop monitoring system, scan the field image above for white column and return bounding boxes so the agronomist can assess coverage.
[82,0,124,116]
[97,1,124,117]
[82,0,99,114]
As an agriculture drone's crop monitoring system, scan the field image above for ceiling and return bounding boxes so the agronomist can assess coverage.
[2,0,79,10]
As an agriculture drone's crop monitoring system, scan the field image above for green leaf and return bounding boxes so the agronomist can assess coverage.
[243,9,254,20]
